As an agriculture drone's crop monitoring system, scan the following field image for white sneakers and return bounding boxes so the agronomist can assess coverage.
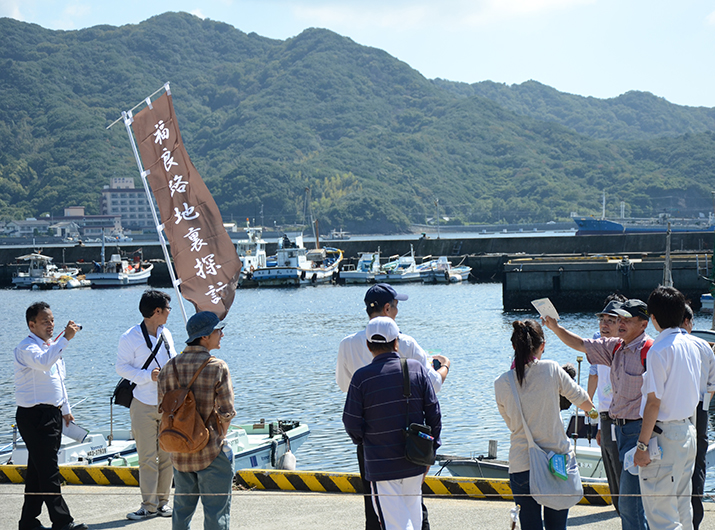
[157,505,173,517]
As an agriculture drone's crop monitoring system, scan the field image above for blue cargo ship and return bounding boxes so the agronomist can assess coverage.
[573,216,714,235]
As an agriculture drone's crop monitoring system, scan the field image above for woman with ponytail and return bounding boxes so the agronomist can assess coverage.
[495,320,594,530]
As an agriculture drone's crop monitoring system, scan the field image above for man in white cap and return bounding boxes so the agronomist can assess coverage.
[336,283,449,530]
[343,317,441,530]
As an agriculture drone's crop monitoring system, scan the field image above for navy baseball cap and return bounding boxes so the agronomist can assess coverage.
[596,300,623,317]
[364,283,408,311]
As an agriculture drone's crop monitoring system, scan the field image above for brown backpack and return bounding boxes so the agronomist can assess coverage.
[158,356,213,453]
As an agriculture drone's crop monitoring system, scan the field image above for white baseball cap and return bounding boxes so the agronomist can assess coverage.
[366,316,400,343]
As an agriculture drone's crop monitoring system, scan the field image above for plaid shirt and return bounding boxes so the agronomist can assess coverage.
[584,332,651,420]
[157,346,235,472]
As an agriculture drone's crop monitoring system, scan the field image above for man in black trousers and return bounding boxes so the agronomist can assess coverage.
[14,302,87,530]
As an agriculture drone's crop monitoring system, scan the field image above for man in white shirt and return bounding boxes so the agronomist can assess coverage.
[14,301,86,530]
[117,290,177,520]
[681,303,715,530]
[634,286,701,529]
[336,283,450,530]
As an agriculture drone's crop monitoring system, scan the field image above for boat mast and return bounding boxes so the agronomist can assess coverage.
[601,191,606,220]
[663,222,673,288]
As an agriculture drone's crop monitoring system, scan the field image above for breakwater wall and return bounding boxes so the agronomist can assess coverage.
[1,232,712,296]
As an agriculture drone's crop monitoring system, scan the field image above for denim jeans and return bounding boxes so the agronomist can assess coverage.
[510,470,569,530]
[615,420,649,530]
[172,451,233,530]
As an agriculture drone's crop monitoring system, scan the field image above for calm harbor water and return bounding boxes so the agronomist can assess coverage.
[1,282,713,491]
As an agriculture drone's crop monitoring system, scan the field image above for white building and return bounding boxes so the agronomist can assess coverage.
[101,177,156,232]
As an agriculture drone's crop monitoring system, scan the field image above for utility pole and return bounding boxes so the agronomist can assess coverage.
[435,198,440,239]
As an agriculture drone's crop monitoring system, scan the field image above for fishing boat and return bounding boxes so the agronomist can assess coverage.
[340,250,381,284]
[235,222,267,287]
[11,253,85,289]
[374,245,421,283]
[252,235,343,287]
[85,254,153,287]
[438,411,715,481]
[420,256,472,283]
[0,419,310,473]
[324,228,351,241]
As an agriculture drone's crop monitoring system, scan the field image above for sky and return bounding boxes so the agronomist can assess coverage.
[2,0,715,108]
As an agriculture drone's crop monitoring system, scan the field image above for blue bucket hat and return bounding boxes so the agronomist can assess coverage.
[185,311,226,344]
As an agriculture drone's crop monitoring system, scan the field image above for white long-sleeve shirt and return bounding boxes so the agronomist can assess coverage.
[14,333,71,415]
[336,329,442,393]
[116,324,176,406]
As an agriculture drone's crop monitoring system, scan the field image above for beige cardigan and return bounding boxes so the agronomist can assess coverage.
[495,359,589,473]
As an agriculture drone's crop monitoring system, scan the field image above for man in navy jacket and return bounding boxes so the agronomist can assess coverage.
[343,317,441,530]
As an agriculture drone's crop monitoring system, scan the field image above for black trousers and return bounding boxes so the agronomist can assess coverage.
[16,404,73,530]
[692,403,708,530]
[357,443,430,530]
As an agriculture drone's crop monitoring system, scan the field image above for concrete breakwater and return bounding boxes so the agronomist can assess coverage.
[1,232,712,312]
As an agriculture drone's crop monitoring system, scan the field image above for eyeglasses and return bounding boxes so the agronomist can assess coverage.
[165,306,172,312]
[598,316,617,325]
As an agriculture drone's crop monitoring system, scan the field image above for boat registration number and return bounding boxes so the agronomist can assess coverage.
[86,448,107,457]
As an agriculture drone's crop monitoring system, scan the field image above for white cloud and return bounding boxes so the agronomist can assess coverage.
[0,0,25,21]
[291,0,595,31]
[190,9,206,19]
[706,9,715,26]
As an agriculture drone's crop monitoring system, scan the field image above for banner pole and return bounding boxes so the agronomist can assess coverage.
[121,104,189,326]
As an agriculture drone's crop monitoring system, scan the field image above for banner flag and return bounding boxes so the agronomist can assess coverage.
[131,92,241,319]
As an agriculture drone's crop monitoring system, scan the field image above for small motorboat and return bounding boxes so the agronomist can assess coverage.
[374,245,421,283]
[340,251,381,284]
[420,256,472,283]
[701,293,713,313]
[12,253,83,289]
[0,419,310,474]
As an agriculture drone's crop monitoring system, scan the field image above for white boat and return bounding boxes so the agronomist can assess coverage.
[252,235,343,287]
[420,256,472,283]
[340,251,381,284]
[324,228,351,241]
[0,420,310,474]
[12,253,84,290]
[85,254,153,287]
[439,411,715,481]
[374,245,421,283]
[701,293,713,313]
[236,222,267,287]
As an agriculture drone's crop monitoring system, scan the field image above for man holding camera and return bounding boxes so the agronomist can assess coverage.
[14,301,86,530]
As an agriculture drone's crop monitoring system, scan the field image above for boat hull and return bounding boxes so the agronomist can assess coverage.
[86,264,153,287]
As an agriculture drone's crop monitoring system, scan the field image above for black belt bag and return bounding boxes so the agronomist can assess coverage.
[401,358,435,467]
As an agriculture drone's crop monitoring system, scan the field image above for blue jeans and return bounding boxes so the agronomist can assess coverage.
[510,470,569,530]
[172,451,233,530]
[615,420,648,530]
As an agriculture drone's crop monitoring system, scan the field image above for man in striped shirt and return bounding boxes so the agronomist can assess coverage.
[343,317,441,530]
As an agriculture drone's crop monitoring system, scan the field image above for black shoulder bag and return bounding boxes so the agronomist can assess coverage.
[401,358,436,466]
[112,322,168,408]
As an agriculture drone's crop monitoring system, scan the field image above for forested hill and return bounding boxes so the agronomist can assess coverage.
[1,12,714,233]
[434,79,715,141]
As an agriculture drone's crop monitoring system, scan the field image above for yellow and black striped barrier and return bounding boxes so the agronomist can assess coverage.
[0,465,611,506]
[0,465,139,486]
[234,469,612,506]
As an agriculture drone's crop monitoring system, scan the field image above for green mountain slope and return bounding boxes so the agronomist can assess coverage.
[1,12,714,233]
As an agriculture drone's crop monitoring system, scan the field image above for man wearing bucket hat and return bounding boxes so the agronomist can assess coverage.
[336,283,450,530]
[343,317,441,530]
[543,298,652,530]
[157,311,236,530]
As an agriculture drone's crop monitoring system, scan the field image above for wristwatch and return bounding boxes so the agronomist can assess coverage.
[636,441,649,452]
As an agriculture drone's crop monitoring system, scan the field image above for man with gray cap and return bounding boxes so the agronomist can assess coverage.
[336,284,449,530]
[343,317,441,530]
[544,298,652,530]
[158,311,236,530]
